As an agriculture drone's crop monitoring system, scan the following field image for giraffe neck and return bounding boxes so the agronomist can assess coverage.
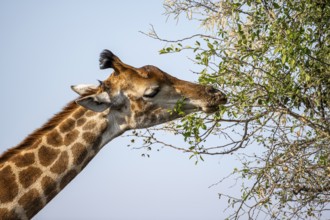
[0,100,124,219]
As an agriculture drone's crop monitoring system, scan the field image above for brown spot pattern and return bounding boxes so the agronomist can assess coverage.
[50,151,68,174]
[41,176,57,202]
[64,129,79,146]
[60,170,77,189]
[0,166,18,203]
[92,136,102,152]
[131,103,136,111]
[71,143,88,165]
[0,208,19,220]
[83,120,97,130]
[19,167,42,188]
[59,118,75,133]
[18,189,43,219]
[72,108,85,119]
[85,111,97,117]
[100,121,108,131]
[46,130,63,147]
[12,153,35,167]
[77,118,86,126]
[38,145,60,167]
[31,139,42,149]
[82,132,98,144]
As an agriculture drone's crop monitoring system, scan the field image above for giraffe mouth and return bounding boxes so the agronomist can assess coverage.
[186,95,227,114]
[182,105,218,114]
[179,104,217,114]
[202,93,228,113]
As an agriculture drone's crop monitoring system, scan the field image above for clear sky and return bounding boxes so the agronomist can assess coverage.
[0,1,238,219]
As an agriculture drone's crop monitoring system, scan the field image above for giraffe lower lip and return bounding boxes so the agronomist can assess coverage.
[182,107,199,113]
[202,106,219,113]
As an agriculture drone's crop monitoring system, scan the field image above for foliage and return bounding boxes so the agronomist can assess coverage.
[139,0,330,219]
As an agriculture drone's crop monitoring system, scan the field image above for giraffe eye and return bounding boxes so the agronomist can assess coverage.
[143,86,160,98]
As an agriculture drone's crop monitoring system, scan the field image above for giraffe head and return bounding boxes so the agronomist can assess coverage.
[72,50,227,130]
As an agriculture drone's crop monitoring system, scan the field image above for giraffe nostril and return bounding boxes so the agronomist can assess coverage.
[205,86,227,104]
[206,86,220,94]
[221,96,228,104]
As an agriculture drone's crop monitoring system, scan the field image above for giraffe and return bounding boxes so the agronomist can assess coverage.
[0,49,227,219]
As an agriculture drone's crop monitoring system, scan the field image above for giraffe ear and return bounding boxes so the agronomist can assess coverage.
[71,84,98,96]
[76,92,111,112]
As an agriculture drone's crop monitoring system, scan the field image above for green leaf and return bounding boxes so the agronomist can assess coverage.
[273,2,280,9]
[290,59,296,68]
[207,42,214,50]
[282,54,286,64]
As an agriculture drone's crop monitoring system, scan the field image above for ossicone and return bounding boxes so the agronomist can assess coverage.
[99,49,117,70]
[99,49,149,78]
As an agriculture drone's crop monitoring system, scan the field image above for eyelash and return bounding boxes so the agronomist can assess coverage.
[143,88,159,98]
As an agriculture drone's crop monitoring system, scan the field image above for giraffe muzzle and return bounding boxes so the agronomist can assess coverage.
[202,86,227,113]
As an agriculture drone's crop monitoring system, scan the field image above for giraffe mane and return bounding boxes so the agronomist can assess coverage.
[0,89,98,164]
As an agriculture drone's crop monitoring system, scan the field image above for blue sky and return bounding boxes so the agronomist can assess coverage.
[0,1,238,219]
